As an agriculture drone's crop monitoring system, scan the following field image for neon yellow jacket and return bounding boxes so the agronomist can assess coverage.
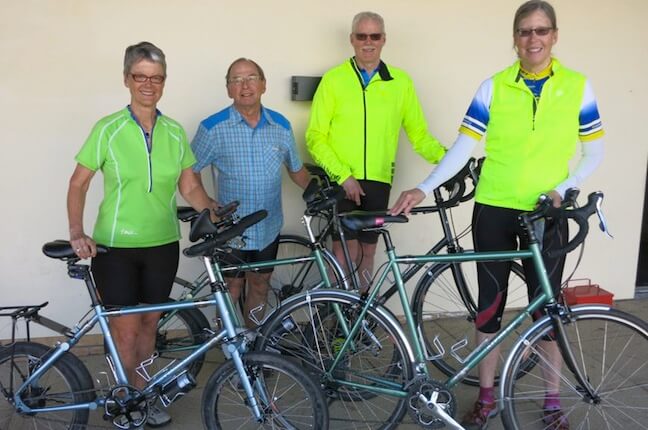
[306,58,445,185]
[477,60,586,210]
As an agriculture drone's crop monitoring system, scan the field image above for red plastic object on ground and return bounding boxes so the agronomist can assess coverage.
[562,279,614,306]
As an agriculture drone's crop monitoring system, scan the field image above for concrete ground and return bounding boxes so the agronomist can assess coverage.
[32,298,648,429]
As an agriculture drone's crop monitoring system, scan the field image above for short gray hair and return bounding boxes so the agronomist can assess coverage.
[225,57,266,83]
[123,42,166,77]
[351,11,385,34]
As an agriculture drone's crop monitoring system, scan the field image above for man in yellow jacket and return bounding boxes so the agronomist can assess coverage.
[306,11,445,289]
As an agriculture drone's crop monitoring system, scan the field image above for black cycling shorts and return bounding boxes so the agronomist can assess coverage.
[219,235,280,279]
[91,241,179,307]
[335,180,391,244]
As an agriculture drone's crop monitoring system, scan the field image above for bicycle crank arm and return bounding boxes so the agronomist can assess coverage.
[418,394,464,430]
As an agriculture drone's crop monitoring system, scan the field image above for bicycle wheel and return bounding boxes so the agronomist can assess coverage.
[156,306,209,377]
[201,351,329,430]
[412,261,531,386]
[0,342,95,430]
[255,290,414,430]
[501,307,648,429]
[271,235,344,297]
[240,235,346,316]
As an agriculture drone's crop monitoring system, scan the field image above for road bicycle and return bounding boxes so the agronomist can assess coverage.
[0,209,328,430]
[290,159,531,386]
[254,190,648,429]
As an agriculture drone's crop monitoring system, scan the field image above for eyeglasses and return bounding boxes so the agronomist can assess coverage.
[354,33,383,41]
[227,75,263,86]
[515,27,554,37]
[130,74,165,84]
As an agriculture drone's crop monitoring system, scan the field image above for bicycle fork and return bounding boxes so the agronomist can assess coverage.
[550,310,600,403]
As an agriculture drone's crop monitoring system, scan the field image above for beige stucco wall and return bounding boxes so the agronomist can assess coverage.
[1,0,646,338]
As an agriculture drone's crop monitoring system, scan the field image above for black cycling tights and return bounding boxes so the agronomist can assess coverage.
[471,203,568,333]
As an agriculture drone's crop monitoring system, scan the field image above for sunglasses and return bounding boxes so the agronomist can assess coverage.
[354,33,383,41]
[515,27,554,37]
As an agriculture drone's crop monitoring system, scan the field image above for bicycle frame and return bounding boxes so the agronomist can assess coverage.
[320,223,595,401]
[8,257,268,421]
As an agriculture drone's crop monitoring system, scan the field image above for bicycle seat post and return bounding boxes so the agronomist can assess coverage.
[68,261,102,307]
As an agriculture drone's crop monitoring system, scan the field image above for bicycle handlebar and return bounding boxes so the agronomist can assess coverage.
[302,177,345,216]
[521,190,604,259]
[177,201,240,224]
[183,209,268,258]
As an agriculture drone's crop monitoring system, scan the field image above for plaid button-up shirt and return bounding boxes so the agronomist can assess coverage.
[191,105,303,250]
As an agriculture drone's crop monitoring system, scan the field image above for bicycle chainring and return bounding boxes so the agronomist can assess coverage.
[407,377,456,429]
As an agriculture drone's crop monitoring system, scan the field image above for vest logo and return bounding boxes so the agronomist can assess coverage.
[120,229,137,236]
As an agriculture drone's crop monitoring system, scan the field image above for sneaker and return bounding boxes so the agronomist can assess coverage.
[543,409,570,430]
[461,400,497,430]
[146,402,172,428]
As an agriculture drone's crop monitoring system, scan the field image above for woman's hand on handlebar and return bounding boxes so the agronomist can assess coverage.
[69,229,97,259]
[390,188,425,215]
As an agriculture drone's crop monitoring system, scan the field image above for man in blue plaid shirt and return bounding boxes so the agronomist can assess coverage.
[191,58,310,327]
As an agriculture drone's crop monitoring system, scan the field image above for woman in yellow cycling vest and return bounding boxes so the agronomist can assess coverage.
[391,1,604,429]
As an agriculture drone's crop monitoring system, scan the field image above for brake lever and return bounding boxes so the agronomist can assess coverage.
[595,197,613,238]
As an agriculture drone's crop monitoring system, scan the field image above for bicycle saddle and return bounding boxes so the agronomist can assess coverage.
[42,240,109,260]
[340,211,408,231]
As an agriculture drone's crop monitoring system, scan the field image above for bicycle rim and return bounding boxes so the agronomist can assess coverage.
[501,307,648,429]
[256,290,413,430]
[0,342,93,430]
[201,352,328,429]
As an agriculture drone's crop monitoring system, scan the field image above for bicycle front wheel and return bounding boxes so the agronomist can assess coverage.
[255,290,414,430]
[0,342,95,430]
[156,306,209,377]
[201,352,328,430]
[412,261,530,386]
[501,307,648,429]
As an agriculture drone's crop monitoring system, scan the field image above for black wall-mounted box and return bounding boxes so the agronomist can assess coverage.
[291,76,322,101]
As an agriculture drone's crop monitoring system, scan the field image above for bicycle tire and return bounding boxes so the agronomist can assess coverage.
[201,351,329,430]
[240,234,346,317]
[156,305,209,377]
[501,306,648,429]
[412,261,531,386]
[255,290,414,430]
[0,342,95,430]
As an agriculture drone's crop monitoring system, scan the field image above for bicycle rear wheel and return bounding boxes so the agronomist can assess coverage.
[240,234,346,315]
[0,342,95,430]
[156,306,209,377]
[412,261,531,386]
[255,290,414,430]
[501,307,648,429]
[201,352,329,429]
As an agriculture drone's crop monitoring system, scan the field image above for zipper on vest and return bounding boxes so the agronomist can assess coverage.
[350,59,368,180]
[532,97,537,131]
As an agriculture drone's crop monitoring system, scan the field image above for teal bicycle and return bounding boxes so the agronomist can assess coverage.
[255,191,648,429]
[0,210,328,430]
